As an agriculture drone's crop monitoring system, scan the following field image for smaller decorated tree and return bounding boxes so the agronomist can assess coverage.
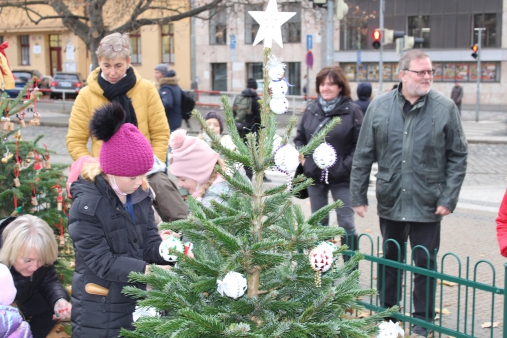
[0,80,74,285]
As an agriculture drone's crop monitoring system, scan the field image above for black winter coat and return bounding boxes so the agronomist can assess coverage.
[68,176,167,338]
[294,96,363,184]
[0,217,70,311]
[159,77,182,131]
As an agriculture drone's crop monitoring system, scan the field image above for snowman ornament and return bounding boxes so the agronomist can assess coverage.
[267,56,292,115]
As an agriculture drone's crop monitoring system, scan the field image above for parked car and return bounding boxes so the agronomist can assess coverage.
[50,72,86,99]
[5,69,51,98]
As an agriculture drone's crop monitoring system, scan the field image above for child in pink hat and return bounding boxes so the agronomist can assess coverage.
[170,129,233,207]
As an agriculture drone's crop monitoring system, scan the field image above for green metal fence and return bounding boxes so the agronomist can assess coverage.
[342,233,505,338]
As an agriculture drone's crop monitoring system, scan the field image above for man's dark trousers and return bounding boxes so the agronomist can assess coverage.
[377,218,440,322]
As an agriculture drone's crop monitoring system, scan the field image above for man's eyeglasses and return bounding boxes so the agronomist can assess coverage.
[404,69,435,77]
[99,43,129,52]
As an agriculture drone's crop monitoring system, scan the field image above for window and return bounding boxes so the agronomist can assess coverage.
[286,62,301,95]
[281,3,301,43]
[247,62,263,80]
[210,7,227,45]
[162,24,175,63]
[211,63,227,91]
[0,36,3,44]
[130,29,141,64]
[245,4,263,44]
[473,13,497,48]
[408,16,430,48]
[340,15,368,50]
[20,35,30,65]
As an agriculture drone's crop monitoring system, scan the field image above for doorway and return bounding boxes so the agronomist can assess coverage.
[49,35,62,76]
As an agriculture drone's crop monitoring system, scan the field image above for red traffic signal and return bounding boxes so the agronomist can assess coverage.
[372,29,381,49]
[471,44,478,59]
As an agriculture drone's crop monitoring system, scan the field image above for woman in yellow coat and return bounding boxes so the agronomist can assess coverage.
[66,32,188,223]
[66,34,169,162]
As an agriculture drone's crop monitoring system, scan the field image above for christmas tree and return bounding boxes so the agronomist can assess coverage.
[121,1,393,336]
[0,79,74,285]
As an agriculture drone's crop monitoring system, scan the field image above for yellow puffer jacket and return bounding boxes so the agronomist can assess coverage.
[67,67,170,162]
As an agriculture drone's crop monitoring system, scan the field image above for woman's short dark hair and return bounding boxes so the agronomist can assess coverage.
[315,66,351,98]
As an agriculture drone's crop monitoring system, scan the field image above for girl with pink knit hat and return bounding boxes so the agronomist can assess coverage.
[68,103,192,337]
[170,129,233,207]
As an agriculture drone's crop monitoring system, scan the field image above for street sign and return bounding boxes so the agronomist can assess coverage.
[230,35,236,49]
[306,51,314,69]
[357,50,361,65]
[306,34,313,50]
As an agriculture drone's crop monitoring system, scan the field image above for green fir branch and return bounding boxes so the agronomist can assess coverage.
[307,199,343,226]
[299,117,341,156]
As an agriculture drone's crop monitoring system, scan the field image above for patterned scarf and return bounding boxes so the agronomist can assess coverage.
[318,95,341,114]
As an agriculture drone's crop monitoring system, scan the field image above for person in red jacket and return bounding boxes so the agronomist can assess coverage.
[496,190,507,256]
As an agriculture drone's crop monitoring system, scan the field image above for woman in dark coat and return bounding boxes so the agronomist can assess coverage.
[0,215,71,338]
[68,103,177,337]
[294,66,363,251]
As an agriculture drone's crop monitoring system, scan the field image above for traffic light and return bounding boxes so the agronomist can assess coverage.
[336,0,349,20]
[403,35,424,50]
[384,30,405,44]
[471,45,479,59]
[372,29,381,49]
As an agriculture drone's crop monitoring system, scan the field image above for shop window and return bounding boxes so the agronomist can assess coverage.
[245,4,263,44]
[247,62,263,80]
[408,16,431,48]
[162,24,175,63]
[286,62,301,95]
[210,7,227,45]
[473,13,498,48]
[130,29,142,64]
[20,35,30,65]
[211,63,227,91]
[281,3,301,43]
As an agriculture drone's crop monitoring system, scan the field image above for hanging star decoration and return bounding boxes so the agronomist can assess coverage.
[248,0,296,48]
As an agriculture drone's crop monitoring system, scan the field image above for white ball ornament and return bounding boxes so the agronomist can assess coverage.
[159,235,184,262]
[269,97,288,115]
[313,142,337,184]
[274,143,300,191]
[376,320,404,338]
[217,271,247,299]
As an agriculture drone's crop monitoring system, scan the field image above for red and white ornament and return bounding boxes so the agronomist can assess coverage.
[309,243,334,287]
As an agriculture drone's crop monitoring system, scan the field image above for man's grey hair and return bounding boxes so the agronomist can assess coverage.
[398,49,431,72]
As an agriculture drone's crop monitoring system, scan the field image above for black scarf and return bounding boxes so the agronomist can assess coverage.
[98,67,138,126]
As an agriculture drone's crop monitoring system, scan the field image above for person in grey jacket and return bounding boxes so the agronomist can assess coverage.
[451,81,464,114]
[350,50,468,336]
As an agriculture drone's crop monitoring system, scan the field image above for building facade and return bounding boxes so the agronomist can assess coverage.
[0,4,192,89]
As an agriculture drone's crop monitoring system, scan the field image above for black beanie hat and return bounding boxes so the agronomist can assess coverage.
[247,78,258,90]
[204,111,224,134]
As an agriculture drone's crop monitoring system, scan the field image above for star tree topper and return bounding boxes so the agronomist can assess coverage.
[248,0,296,48]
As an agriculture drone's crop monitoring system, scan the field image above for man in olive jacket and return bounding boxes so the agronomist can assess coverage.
[350,50,467,335]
